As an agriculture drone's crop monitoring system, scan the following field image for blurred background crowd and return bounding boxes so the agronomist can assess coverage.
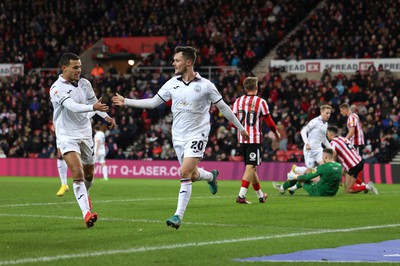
[0,0,399,163]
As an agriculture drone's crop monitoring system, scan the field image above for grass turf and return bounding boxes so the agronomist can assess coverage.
[0,176,398,266]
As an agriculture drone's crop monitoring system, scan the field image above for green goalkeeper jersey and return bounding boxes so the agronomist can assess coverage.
[298,161,342,196]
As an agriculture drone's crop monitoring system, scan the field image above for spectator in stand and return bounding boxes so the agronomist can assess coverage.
[276,122,288,151]
[91,64,105,78]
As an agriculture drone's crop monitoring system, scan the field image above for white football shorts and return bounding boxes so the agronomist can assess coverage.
[59,138,95,165]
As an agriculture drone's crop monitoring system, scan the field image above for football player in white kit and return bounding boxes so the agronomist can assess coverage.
[94,125,108,181]
[50,53,116,228]
[112,46,249,229]
[274,105,333,194]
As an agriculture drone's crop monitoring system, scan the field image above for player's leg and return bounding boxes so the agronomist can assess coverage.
[56,148,69,196]
[292,148,315,175]
[96,149,108,180]
[344,173,356,193]
[236,164,253,204]
[63,150,96,227]
[101,162,108,180]
[253,170,267,203]
[236,144,253,203]
[192,140,218,194]
[166,156,199,229]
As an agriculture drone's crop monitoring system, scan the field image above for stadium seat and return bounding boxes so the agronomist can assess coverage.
[28,153,38,158]
[294,150,304,162]
[288,144,298,150]
[228,156,244,162]
[276,150,287,161]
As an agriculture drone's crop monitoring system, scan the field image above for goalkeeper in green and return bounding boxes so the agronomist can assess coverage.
[273,148,342,196]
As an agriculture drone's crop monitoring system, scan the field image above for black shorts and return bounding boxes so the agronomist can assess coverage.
[241,143,261,166]
[347,159,364,178]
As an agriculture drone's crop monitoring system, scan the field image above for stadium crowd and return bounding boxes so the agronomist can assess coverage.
[276,0,400,60]
[1,0,320,72]
[0,0,399,163]
[0,66,398,163]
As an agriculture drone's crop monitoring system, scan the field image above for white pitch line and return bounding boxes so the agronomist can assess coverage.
[0,196,230,208]
[0,223,399,265]
[0,213,313,231]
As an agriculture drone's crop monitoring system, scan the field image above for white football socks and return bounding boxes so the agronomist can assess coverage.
[255,190,264,198]
[175,179,192,219]
[102,165,108,179]
[73,181,91,217]
[196,168,213,182]
[239,187,248,198]
[57,159,68,185]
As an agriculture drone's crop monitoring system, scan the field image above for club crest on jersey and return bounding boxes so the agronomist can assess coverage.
[193,85,201,93]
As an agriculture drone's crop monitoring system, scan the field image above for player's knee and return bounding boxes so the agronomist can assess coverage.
[70,166,84,180]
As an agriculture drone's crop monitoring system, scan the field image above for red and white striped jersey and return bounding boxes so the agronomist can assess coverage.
[232,95,270,143]
[347,113,364,146]
[330,136,362,170]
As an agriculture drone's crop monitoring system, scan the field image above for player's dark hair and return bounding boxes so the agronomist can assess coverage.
[323,148,334,156]
[60,53,80,67]
[174,46,197,63]
[327,126,339,134]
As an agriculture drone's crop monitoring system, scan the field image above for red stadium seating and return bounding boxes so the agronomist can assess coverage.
[276,150,287,161]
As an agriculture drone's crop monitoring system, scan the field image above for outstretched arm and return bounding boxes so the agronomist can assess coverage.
[112,93,164,109]
[62,97,108,113]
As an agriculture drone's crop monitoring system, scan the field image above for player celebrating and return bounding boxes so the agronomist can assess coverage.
[232,76,280,204]
[327,126,378,194]
[94,125,108,181]
[112,46,249,229]
[50,53,116,228]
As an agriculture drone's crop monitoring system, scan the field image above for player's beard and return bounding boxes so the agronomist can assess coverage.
[175,66,187,76]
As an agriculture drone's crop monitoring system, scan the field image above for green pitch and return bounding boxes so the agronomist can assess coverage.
[0,177,398,266]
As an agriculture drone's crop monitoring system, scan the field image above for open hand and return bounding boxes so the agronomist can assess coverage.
[112,93,125,106]
[93,97,109,112]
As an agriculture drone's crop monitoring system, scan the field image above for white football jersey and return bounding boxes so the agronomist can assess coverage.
[157,73,222,142]
[94,131,106,155]
[302,115,329,149]
[50,75,96,141]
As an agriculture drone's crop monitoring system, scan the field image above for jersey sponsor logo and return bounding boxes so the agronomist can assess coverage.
[193,85,201,92]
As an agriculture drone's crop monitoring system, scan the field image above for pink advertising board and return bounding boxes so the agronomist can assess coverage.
[0,158,396,183]
[0,158,292,181]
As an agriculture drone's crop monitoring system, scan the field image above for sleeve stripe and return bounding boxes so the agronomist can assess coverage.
[156,93,167,102]
[213,97,223,104]
[60,97,71,105]
[88,96,96,100]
